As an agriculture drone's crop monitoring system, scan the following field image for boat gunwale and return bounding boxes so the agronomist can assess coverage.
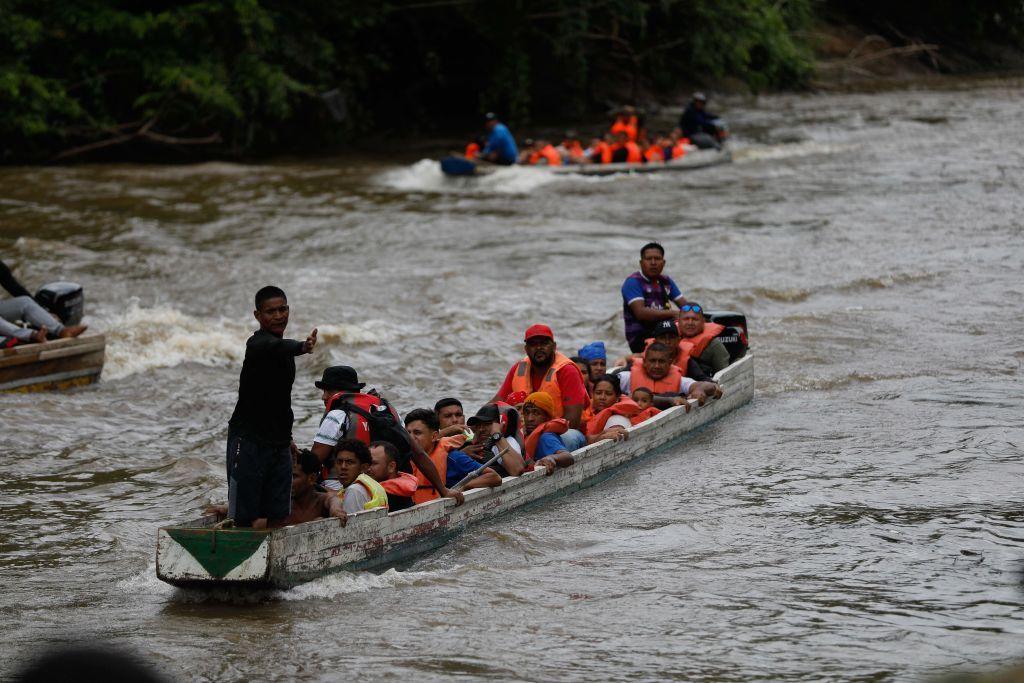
[158,354,752,545]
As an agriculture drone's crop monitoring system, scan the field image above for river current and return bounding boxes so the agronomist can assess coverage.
[1,79,1022,681]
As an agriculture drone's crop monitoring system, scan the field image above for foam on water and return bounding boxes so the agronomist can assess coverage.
[101,301,248,380]
[118,563,449,604]
[734,140,859,163]
[98,304,398,380]
[376,159,559,195]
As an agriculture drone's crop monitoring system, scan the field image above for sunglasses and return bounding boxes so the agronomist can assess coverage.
[679,304,702,313]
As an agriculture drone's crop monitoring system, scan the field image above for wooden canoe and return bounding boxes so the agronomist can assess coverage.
[156,354,754,590]
[440,147,731,178]
[0,334,106,393]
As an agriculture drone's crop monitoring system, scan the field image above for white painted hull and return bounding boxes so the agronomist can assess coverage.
[156,355,753,589]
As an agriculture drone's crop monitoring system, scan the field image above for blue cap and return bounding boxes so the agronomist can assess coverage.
[578,341,606,361]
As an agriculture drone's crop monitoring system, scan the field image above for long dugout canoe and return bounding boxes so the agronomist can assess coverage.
[156,354,754,590]
[440,146,731,178]
[0,334,106,392]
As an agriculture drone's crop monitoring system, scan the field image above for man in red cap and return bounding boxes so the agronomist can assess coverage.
[491,324,588,436]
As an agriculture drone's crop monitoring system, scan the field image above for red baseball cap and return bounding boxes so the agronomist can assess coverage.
[524,324,554,342]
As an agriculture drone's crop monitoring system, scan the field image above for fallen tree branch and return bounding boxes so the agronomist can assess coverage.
[52,118,220,161]
[818,42,940,71]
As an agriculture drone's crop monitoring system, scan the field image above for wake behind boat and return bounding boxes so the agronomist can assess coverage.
[156,355,752,589]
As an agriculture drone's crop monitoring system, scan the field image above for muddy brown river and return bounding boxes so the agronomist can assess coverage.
[1,78,1022,681]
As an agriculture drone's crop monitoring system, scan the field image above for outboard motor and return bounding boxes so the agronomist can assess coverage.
[35,282,84,326]
[704,310,748,362]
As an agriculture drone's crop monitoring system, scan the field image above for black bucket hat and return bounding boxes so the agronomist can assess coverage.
[314,365,365,392]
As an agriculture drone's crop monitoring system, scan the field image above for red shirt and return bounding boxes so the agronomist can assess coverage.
[497,362,588,407]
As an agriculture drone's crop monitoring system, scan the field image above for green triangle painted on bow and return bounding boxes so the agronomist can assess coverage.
[166,528,270,579]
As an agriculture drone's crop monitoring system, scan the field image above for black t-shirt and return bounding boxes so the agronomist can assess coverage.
[228,329,304,445]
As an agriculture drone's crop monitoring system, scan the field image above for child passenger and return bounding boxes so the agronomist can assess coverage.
[631,387,655,410]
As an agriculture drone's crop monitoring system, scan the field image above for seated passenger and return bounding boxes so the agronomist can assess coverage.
[405,408,502,503]
[521,392,575,475]
[603,131,642,164]
[616,343,721,409]
[434,397,470,437]
[0,259,87,344]
[585,374,658,443]
[310,365,458,505]
[491,324,588,449]
[650,318,717,381]
[281,450,347,526]
[570,356,593,396]
[206,450,347,528]
[585,136,609,164]
[631,387,655,410]
[526,139,562,166]
[678,303,730,376]
[481,113,519,166]
[644,141,665,163]
[333,439,389,513]
[610,107,639,141]
[556,132,586,164]
[577,341,608,381]
[368,441,418,511]
[465,403,527,477]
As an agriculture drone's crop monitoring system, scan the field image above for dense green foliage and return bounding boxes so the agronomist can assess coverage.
[1,0,1021,161]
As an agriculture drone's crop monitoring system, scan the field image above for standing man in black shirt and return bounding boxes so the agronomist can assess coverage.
[227,285,318,527]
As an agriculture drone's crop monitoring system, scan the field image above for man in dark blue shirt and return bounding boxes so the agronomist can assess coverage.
[480,112,519,165]
[227,286,318,527]
[677,92,722,149]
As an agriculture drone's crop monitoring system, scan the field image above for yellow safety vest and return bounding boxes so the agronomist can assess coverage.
[339,473,389,511]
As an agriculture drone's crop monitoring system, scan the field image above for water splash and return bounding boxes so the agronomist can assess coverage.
[118,563,450,604]
[734,141,860,163]
[376,159,560,195]
[101,302,248,380]
[96,303,399,380]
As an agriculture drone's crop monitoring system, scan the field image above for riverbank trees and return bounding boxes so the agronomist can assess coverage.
[2,1,1021,162]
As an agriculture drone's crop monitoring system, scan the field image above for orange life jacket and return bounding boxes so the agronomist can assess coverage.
[644,145,665,163]
[564,142,585,162]
[380,471,418,498]
[580,403,595,432]
[601,141,642,164]
[411,434,465,504]
[671,141,688,159]
[465,142,480,160]
[524,418,569,461]
[590,141,609,163]
[642,336,692,371]
[679,322,725,359]
[539,144,562,166]
[508,352,576,418]
[586,397,661,436]
[610,116,638,141]
[630,362,684,394]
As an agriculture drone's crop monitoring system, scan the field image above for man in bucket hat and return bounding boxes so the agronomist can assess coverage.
[311,365,463,506]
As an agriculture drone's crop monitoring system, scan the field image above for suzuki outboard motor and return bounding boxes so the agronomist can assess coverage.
[35,282,84,326]
[703,310,748,362]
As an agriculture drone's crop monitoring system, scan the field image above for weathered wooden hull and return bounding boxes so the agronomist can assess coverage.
[549,147,731,176]
[156,354,754,589]
[441,147,731,178]
[0,334,106,392]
